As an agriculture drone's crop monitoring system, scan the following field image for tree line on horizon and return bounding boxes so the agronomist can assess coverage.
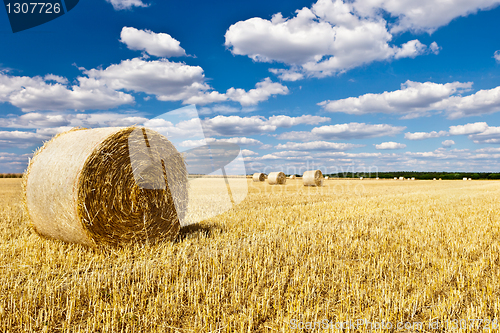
[321,172,500,180]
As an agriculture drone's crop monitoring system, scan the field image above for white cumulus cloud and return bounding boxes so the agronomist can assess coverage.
[275,141,363,151]
[225,78,289,106]
[352,0,500,33]
[84,59,287,106]
[495,50,500,62]
[0,72,134,112]
[106,0,148,10]
[319,80,472,119]
[442,140,455,147]
[202,114,324,136]
[375,141,406,149]
[120,27,186,57]
[225,0,446,79]
[277,122,405,141]
[448,122,489,135]
[404,131,448,140]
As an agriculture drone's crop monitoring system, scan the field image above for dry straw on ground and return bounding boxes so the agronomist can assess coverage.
[22,127,187,247]
[2,179,500,331]
[267,172,286,185]
[303,170,323,186]
[252,173,265,182]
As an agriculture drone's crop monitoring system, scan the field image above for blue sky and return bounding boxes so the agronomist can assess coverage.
[1,0,500,174]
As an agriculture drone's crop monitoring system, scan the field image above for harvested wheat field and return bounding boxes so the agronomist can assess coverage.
[2,178,500,332]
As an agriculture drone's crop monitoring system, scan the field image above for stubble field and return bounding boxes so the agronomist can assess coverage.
[1,177,500,332]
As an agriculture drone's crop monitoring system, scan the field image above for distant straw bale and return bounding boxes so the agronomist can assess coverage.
[303,170,323,186]
[252,173,265,182]
[268,172,286,185]
[22,127,187,247]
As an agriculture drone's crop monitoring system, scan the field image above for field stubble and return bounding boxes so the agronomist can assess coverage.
[1,178,500,332]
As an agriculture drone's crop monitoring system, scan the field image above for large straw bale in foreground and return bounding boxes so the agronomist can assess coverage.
[268,172,286,185]
[303,170,323,186]
[252,173,265,182]
[22,127,188,247]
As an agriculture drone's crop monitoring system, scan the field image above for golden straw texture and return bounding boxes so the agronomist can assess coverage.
[303,170,323,186]
[268,172,286,185]
[252,173,265,182]
[22,127,187,247]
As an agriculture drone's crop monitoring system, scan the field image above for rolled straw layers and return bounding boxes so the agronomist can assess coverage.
[303,170,323,186]
[22,127,187,247]
[268,172,286,185]
[252,173,265,182]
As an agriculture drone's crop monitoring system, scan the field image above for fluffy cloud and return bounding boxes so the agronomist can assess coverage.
[241,149,259,156]
[314,122,404,140]
[120,27,186,57]
[276,122,404,141]
[442,140,455,147]
[268,115,330,127]
[0,110,160,149]
[106,0,148,10]
[468,126,500,144]
[433,86,500,118]
[0,130,50,148]
[85,58,287,106]
[203,116,276,136]
[198,105,257,115]
[495,50,500,62]
[226,0,500,79]
[448,122,489,135]
[404,122,500,144]
[0,152,31,172]
[404,131,448,140]
[0,111,149,129]
[224,78,289,106]
[225,0,442,79]
[275,141,363,151]
[202,114,327,136]
[261,151,313,160]
[319,80,472,119]
[352,0,500,33]
[0,30,286,111]
[0,72,134,112]
[84,58,211,102]
[178,137,264,148]
[375,141,406,149]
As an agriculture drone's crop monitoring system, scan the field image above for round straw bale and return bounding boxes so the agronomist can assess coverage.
[289,175,296,179]
[252,173,265,182]
[303,170,323,186]
[22,127,187,247]
[268,172,286,185]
